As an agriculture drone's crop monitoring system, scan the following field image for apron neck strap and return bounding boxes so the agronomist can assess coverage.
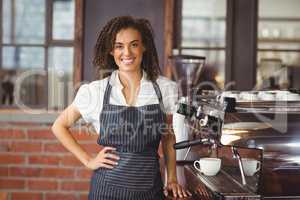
[103,76,113,105]
[152,81,165,111]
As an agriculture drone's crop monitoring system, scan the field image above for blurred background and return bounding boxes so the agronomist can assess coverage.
[0,0,300,110]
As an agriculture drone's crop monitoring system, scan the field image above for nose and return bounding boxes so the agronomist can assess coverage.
[123,45,131,56]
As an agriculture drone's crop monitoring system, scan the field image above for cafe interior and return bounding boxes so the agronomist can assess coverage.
[1,0,300,199]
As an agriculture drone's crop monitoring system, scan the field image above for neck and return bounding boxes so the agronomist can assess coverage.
[118,70,142,88]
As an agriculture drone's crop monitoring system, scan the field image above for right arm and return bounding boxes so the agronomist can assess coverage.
[51,104,119,170]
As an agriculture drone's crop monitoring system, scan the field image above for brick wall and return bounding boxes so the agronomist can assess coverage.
[0,122,101,200]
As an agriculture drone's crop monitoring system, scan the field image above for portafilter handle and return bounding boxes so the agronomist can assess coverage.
[173,138,217,150]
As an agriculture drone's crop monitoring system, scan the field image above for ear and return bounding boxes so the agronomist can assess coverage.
[110,51,114,56]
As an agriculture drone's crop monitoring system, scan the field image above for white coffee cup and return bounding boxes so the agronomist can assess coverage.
[193,158,221,176]
[286,94,300,101]
[276,91,290,101]
[258,92,276,101]
[277,92,300,101]
[239,92,259,101]
[242,158,261,176]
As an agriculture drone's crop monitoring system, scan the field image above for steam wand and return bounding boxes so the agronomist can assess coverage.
[231,146,247,185]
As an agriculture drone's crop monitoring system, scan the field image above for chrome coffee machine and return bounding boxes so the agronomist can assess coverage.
[173,96,263,200]
[174,90,300,199]
[174,95,237,152]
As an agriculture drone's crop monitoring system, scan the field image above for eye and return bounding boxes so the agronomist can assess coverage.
[114,45,123,49]
[132,43,138,47]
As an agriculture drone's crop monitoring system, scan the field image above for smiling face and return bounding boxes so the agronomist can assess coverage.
[110,28,145,73]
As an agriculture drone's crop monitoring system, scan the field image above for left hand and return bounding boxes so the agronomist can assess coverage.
[163,181,192,199]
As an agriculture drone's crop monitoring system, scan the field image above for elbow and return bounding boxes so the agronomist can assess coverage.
[51,119,64,137]
[51,117,70,136]
[51,120,58,136]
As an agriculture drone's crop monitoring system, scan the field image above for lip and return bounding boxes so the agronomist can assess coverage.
[121,57,135,65]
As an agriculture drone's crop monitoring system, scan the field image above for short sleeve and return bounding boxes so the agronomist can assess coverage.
[162,80,179,115]
[72,84,95,123]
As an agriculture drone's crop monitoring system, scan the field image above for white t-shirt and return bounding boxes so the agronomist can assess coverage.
[72,70,179,134]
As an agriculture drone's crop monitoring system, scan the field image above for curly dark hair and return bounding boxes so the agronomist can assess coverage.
[93,16,161,82]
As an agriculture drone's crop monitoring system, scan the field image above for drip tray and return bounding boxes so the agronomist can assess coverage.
[184,165,261,200]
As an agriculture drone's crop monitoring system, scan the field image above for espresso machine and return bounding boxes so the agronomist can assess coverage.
[169,55,261,199]
[173,88,300,199]
[168,52,300,199]
[173,94,263,200]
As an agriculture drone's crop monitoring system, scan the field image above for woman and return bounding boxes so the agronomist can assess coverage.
[52,16,191,199]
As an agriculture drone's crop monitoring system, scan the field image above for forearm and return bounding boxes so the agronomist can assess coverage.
[52,124,92,167]
[162,133,177,183]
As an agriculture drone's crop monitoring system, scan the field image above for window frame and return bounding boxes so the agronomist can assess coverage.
[164,0,227,87]
[166,0,259,90]
[0,0,83,108]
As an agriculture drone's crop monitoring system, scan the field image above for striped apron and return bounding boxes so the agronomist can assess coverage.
[88,78,166,200]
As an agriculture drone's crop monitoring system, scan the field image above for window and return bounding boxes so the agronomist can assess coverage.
[0,0,83,109]
[257,0,300,89]
[174,0,227,88]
